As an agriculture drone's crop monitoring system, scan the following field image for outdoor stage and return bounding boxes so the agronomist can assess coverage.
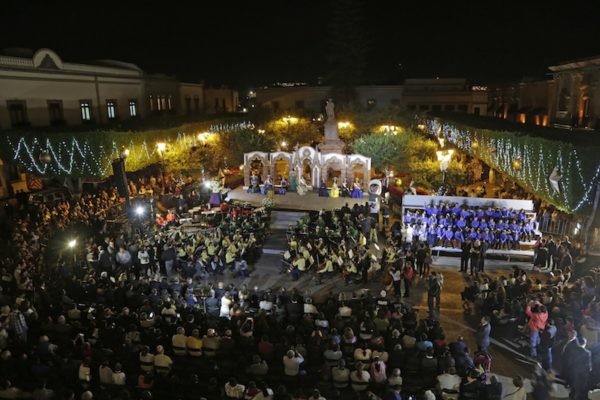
[227,187,367,211]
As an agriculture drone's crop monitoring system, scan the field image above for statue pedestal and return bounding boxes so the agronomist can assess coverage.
[320,119,344,154]
[318,139,345,154]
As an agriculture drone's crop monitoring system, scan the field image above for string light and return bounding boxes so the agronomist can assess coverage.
[422,117,600,213]
[6,121,253,178]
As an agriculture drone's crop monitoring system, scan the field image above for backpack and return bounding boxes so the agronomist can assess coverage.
[404,265,414,280]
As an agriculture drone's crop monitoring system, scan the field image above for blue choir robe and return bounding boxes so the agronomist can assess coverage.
[454,231,465,242]
[445,229,454,241]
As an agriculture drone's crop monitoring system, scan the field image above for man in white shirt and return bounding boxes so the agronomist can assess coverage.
[224,377,245,399]
[437,367,461,400]
[283,349,304,377]
[111,363,126,386]
[350,361,370,392]
[338,303,352,318]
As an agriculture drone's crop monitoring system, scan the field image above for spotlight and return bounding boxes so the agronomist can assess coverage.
[68,239,77,249]
[135,206,145,216]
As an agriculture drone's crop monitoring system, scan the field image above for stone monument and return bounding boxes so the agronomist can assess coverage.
[319,98,345,154]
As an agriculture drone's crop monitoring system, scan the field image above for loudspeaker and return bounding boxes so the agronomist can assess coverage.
[111,159,129,198]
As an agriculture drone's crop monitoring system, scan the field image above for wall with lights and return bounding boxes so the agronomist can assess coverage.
[2,121,253,178]
[422,116,600,214]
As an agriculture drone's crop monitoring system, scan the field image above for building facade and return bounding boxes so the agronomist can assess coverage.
[255,79,488,115]
[549,56,600,129]
[0,48,241,198]
[0,48,208,129]
[204,86,239,113]
[488,79,555,126]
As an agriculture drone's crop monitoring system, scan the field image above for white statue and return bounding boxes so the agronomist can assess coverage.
[324,98,340,142]
[325,99,335,121]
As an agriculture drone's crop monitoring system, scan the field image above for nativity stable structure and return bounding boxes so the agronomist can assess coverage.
[243,99,371,190]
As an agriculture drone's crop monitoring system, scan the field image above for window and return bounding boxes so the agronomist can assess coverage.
[193,96,200,113]
[129,99,138,117]
[7,101,28,127]
[432,105,442,112]
[272,101,280,111]
[214,98,219,112]
[295,100,305,109]
[444,105,455,112]
[407,104,417,111]
[222,98,226,111]
[167,95,173,111]
[419,105,429,111]
[47,100,64,125]
[148,95,154,111]
[457,104,468,113]
[185,97,191,114]
[159,96,166,111]
[79,100,92,122]
[473,106,481,116]
[106,100,117,120]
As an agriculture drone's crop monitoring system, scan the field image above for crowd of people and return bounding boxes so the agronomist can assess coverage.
[459,235,597,400]
[0,162,593,400]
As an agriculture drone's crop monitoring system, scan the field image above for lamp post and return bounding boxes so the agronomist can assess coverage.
[436,149,454,185]
[156,142,167,188]
[67,239,77,268]
[119,147,131,207]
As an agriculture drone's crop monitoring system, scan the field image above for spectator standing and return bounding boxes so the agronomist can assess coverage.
[476,316,491,353]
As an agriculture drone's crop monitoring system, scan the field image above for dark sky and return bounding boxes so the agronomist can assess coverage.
[1,0,600,89]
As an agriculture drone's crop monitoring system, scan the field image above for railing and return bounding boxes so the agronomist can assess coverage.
[538,217,577,238]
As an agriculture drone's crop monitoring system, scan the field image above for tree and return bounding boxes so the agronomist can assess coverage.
[213,128,275,169]
[351,133,407,172]
[327,0,369,108]
[265,118,321,148]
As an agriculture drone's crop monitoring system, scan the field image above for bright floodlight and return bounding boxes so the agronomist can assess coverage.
[156,142,167,152]
[135,206,145,216]
[68,239,77,249]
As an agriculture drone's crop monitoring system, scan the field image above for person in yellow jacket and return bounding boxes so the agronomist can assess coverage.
[186,329,203,357]
[317,256,335,284]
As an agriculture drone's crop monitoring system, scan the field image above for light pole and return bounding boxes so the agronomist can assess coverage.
[67,239,77,268]
[119,147,131,208]
[156,142,167,188]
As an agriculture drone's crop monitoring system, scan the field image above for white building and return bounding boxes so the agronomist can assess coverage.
[0,48,205,129]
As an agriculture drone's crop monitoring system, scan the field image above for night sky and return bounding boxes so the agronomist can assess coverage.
[1,0,599,89]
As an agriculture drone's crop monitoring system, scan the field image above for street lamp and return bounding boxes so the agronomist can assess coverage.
[436,149,454,184]
[120,147,130,159]
[156,142,167,185]
[280,141,287,150]
[67,239,77,267]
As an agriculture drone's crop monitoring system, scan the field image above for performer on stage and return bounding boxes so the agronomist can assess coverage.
[262,174,273,195]
[297,175,308,196]
[340,179,351,197]
[351,178,363,198]
[318,179,329,197]
[249,171,260,193]
[279,176,289,195]
[330,177,340,198]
